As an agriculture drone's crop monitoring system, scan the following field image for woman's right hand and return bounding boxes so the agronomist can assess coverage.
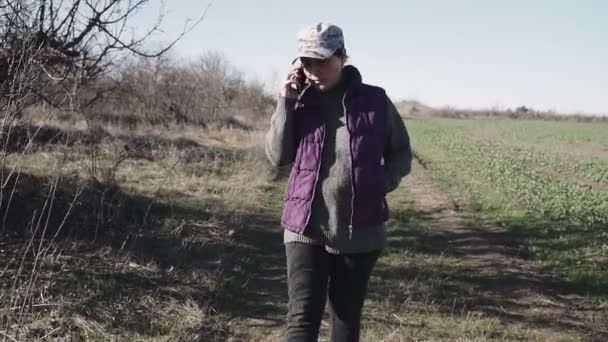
[281,62,304,99]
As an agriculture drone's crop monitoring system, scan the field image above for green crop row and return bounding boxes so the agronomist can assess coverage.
[406,118,608,298]
[408,119,608,226]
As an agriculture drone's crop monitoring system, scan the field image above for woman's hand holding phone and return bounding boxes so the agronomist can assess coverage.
[281,61,305,99]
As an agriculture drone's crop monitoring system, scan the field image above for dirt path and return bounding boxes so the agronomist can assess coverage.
[230,161,608,341]
[372,161,608,341]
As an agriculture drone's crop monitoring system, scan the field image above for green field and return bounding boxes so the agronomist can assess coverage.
[408,118,608,299]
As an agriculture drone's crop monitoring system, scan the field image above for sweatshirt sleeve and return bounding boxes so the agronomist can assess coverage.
[264,96,298,167]
[383,96,413,193]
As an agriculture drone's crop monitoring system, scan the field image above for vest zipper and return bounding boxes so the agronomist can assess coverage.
[343,90,354,240]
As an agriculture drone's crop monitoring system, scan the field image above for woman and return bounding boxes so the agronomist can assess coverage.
[265,22,412,342]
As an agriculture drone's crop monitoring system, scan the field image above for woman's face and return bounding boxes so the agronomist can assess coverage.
[300,55,344,92]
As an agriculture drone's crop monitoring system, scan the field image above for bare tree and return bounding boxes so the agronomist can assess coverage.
[0,0,207,115]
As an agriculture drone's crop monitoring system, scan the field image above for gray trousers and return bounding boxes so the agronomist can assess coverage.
[285,242,381,342]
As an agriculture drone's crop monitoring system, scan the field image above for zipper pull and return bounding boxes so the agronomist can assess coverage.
[348,224,353,240]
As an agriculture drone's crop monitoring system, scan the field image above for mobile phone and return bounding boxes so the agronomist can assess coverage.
[297,67,307,91]
[293,61,307,92]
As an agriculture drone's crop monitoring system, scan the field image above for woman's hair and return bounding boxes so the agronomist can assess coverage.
[333,47,349,62]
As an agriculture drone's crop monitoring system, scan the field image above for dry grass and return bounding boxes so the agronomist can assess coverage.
[0,114,280,341]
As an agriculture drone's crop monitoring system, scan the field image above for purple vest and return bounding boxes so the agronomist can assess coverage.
[281,66,389,234]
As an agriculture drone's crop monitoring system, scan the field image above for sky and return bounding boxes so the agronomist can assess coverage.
[133,0,608,115]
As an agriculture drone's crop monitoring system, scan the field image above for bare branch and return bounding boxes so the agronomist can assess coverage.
[38,0,46,33]
[1,0,209,116]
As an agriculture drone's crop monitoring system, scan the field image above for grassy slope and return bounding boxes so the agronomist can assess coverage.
[1,125,286,341]
[2,118,607,341]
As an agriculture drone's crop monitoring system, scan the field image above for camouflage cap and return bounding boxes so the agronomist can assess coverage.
[296,23,344,60]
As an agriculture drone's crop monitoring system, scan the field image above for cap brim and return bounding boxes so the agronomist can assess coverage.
[296,47,336,60]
